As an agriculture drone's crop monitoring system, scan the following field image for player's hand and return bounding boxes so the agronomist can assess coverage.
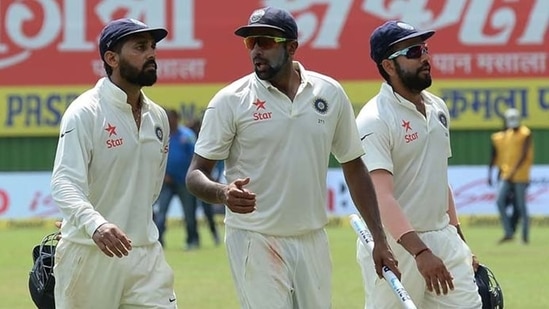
[472,254,480,272]
[415,250,454,295]
[223,177,256,214]
[92,223,132,258]
[372,240,400,280]
[54,221,62,240]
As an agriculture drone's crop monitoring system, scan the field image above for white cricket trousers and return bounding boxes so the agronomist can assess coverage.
[225,226,332,309]
[357,224,482,309]
[54,239,177,309]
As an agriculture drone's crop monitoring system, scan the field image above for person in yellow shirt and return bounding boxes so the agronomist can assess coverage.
[488,119,519,235]
[495,108,534,244]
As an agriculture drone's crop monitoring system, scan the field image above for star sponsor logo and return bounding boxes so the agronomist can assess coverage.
[105,123,117,137]
[252,98,272,121]
[253,98,266,110]
[401,120,412,132]
[104,123,123,149]
[402,120,419,143]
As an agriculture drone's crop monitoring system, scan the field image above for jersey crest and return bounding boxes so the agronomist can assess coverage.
[438,112,448,128]
[155,126,163,141]
[313,97,328,114]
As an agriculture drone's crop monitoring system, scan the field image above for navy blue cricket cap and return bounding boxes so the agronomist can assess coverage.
[234,7,298,39]
[370,21,435,64]
[99,18,168,60]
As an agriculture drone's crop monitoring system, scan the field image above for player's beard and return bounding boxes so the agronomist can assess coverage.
[254,49,290,81]
[119,58,158,86]
[395,61,432,93]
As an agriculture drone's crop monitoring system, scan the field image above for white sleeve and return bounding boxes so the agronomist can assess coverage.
[50,103,108,237]
[194,88,236,160]
[331,85,365,163]
[356,104,394,173]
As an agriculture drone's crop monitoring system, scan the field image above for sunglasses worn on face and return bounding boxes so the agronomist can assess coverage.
[243,36,289,50]
[387,44,429,60]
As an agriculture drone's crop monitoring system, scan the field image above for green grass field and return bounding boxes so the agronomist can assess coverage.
[2,220,548,308]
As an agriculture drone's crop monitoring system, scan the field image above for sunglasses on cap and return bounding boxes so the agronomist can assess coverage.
[243,35,290,50]
[387,44,429,60]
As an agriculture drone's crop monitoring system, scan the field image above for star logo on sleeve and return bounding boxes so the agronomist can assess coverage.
[105,123,117,137]
[401,120,412,132]
[253,98,266,110]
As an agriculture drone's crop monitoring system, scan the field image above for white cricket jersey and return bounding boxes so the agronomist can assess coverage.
[355,82,452,232]
[51,77,169,246]
[195,62,364,236]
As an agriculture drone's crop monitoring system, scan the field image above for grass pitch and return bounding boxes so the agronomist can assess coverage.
[2,219,548,308]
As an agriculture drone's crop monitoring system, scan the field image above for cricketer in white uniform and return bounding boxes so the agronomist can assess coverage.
[198,63,361,308]
[200,61,361,234]
[186,7,399,309]
[50,18,177,308]
[355,21,482,308]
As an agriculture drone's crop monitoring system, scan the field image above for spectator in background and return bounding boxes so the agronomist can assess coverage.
[488,116,519,235]
[355,20,482,308]
[185,7,399,308]
[495,108,534,244]
[154,109,199,250]
[50,18,177,307]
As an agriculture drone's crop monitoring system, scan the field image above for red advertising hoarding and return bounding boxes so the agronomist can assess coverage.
[0,0,548,135]
[0,0,547,85]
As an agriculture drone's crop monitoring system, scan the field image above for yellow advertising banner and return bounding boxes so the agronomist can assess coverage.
[1,78,548,136]
[0,84,224,137]
[344,78,549,129]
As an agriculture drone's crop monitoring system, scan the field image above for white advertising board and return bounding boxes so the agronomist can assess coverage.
[1,166,548,220]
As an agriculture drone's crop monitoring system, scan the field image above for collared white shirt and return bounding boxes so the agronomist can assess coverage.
[195,62,364,236]
[356,82,452,232]
[51,77,169,246]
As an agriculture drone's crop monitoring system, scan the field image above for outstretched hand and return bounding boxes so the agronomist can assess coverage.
[223,177,256,214]
[372,240,401,280]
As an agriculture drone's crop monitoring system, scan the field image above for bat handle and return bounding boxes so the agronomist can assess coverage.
[349,214,417,309]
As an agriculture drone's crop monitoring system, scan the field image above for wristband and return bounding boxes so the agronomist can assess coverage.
[414,248,431,259]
